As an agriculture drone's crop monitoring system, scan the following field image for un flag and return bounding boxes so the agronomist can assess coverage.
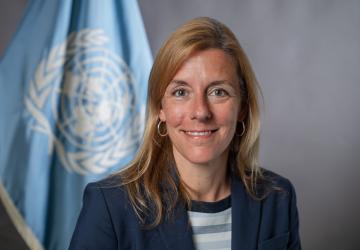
[0,0,152,249]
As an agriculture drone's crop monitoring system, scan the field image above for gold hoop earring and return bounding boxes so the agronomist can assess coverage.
[157,120,168,137]
[236,121,245,137]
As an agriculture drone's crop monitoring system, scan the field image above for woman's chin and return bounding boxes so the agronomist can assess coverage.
[175,148,228,167]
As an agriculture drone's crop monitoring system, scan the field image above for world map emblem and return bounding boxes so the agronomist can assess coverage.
[24,29,144,175]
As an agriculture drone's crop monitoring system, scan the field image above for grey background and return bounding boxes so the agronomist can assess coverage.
[1,0,360,249]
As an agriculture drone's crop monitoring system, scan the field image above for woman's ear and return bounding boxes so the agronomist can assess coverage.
[237,103,248,122]
[159,109,166,121]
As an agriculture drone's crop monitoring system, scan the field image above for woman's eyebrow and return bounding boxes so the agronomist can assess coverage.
[169,79,189,86]
[207,80,237,88]
[209,80,228,85]
[170,79,234,86]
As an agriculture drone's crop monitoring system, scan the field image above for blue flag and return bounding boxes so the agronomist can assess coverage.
[0,0,152,249]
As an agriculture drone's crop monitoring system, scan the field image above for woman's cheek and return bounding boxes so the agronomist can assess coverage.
[164,104,188,126]
[215,104,238,124]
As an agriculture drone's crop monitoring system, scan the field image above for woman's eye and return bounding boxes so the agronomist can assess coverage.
[173,89,187,97]
[210,88,228,97]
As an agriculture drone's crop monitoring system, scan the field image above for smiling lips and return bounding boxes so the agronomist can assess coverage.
[182,129,218,137]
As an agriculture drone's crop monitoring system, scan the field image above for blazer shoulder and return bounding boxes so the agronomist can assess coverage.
[69,176,125,249]
[259,169,301,249]
[259,168,297,200]
[69,175,137,249]
[86,175,132,213]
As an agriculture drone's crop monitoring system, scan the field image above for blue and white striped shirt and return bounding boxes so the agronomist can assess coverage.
[188,196,232,250]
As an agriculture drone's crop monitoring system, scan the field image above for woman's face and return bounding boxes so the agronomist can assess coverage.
[159,48,242,166]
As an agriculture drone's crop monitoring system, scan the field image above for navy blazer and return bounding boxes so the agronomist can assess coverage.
[69,170,301,250]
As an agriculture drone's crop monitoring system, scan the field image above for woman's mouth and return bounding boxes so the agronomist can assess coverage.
[182,129,218,137]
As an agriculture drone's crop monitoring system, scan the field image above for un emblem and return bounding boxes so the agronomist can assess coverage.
[25,29,144,175]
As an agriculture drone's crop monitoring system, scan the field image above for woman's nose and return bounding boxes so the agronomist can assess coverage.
[190,94,212,121]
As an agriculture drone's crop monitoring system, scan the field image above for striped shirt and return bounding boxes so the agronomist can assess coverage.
[188,196,232,250]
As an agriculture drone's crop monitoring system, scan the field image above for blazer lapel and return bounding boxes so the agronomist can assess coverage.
[157,202,196,250]
[231,175,261,250]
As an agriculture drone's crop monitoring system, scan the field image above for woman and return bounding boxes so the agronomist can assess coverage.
[70,17,301,250]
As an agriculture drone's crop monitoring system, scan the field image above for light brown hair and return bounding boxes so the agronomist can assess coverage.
[115,17,263,227]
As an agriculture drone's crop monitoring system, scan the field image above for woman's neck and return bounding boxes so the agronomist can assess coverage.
[173,150,231,202]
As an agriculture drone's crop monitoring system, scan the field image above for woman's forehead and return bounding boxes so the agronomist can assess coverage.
[169,49,238,84]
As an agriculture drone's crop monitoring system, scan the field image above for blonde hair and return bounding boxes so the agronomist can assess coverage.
[115,17,263,227]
